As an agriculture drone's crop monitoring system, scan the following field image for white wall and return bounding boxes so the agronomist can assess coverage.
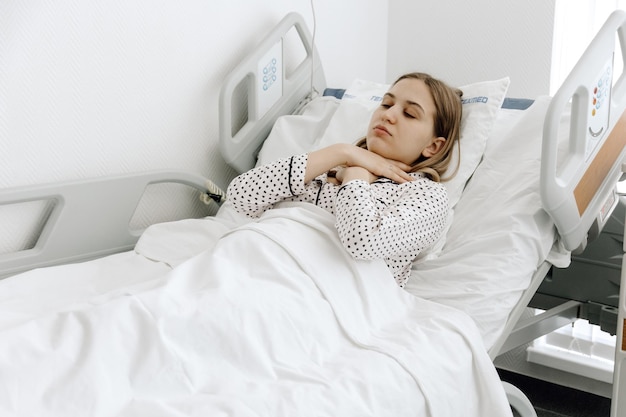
[314,2,388,86]
[4,0,563,199]
[1,0,386,189]
[0,0,386,253]
[386,0,556,98]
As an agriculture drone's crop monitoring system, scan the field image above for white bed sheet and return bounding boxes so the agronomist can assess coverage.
[0,203,512,417]
[0,251,170,330]
[0,88,565,417]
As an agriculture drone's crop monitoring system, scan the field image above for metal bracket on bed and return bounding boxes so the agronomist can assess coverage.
[200,179,227,205]
[0,171,211,279]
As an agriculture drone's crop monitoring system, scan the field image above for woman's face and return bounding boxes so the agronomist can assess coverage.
[365,78,445,165]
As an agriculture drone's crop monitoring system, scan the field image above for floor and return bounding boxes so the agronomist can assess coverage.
[499,369,611,417]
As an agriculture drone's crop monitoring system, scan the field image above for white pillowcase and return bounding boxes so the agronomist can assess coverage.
[314,79,390,150]
[256,97,341,167]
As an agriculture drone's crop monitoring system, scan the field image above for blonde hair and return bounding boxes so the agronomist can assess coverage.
[356,72,463,182]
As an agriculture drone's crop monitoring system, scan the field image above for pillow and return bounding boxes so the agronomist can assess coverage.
[445,78,510,206]
[255,96,340,167]
[313,79,390,150]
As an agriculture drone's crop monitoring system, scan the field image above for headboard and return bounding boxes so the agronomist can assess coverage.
[219,12,326,174]
[542,9,626,252]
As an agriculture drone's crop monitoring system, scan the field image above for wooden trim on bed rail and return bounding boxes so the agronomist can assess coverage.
[575,109,626,215]
[622,319,626,351]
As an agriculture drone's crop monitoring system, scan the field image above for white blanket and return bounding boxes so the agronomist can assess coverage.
[0,204,511,417]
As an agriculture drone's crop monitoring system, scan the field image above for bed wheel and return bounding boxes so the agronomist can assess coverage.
[502,381,537,417]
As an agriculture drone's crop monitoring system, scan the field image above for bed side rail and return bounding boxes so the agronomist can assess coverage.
[541,9,626,253]
[219,12,326,173]
[0,171,210,279]
[539,12,626,416]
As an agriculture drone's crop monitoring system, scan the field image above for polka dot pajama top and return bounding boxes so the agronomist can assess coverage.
[227,154,449,287]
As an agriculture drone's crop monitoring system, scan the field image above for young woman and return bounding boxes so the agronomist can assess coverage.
[227,72,463,287]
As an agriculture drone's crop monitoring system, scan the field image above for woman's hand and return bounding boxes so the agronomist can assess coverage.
[306,143,414,185]
[344,145,414,184]
[327,166,375,185]
[305,143,413,184]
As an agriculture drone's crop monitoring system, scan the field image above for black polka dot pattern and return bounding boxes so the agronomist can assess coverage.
[227,154,449,287]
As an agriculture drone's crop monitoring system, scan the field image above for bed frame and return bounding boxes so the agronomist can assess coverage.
[1,10,626,417]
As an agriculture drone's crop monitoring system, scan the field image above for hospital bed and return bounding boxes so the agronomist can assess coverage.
[1,10,626,417]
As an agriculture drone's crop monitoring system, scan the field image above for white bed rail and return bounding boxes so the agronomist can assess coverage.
[0,171,210,279]
[538,10,626,417]
[219,12,326,173]
[542,9,626,253]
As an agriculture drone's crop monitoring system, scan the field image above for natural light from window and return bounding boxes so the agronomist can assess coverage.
[551,0,626,95]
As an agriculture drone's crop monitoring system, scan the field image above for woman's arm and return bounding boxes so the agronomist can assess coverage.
[227,155,310,218]
[227,143,416,218]
[334,178,448,260]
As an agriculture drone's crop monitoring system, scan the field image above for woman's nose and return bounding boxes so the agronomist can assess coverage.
[382,106,397,123]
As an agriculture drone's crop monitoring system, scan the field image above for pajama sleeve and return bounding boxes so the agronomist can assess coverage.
[334,178,448,260]
[227,154,309,218]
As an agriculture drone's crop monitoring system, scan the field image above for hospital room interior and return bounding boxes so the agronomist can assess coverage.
[3,0,626,416]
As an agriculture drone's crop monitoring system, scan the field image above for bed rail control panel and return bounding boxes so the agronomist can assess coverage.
[256,40,283,119]
[586,59,612,157]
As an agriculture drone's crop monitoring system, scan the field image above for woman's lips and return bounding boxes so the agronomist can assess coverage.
[374,125,390,136]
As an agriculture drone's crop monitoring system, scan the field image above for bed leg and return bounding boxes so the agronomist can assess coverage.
[502,381,537,417]
[611,243,626,417]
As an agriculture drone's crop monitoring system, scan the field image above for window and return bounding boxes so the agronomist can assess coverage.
[551,0,626,94]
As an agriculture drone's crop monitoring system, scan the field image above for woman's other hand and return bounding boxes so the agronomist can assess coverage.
[306,143,413,185]
[344,145,414,184]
